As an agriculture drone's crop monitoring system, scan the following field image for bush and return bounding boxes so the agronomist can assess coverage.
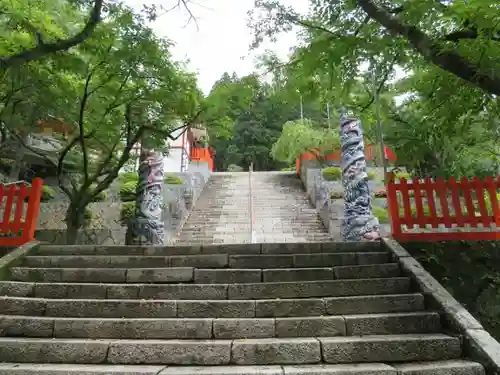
[329,191,344,199]
[164,175,183,185]
[118,172,138,184]
[120,201,135,224]
[485,192,500,215]
[119,181,137,202]
[374,188,387,198]
[394,171,411,180]
[83,207,93,221]
[373,206,389,223]
[41,185,56,201]
[227,164,243,172]
[281,166,295,171]
[367,171,377,180]
[322,167,341,181]
[90,184,108,202]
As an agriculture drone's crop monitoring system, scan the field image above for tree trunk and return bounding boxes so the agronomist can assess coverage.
[339,111,380,241]
[126,147,165,245]
[65,206,85,245]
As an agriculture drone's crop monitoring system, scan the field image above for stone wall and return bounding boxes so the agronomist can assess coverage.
[33,163,210,245]
[298,162,390,239]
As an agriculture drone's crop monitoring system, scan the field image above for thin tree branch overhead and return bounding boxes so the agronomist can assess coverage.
[355,0,500,96]
[0,0,104,69]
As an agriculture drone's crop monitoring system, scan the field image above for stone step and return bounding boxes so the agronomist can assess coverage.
[0,334,462,365]
[36,242,383,256]
[0,312,441,339]
[8,264,397,284]
[0,293,425,318]
[0,278,411,299]
[0,361,484,375]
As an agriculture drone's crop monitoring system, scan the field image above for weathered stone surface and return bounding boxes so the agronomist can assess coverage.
[228,278,410,299]
[283,364,397,375]
[320,334,462,363]
[213,318,275,338]
[293,253,357,268]
[44,299,177,318]
[138,284,228,300]
[261,243,323,254]
[465,329,500,374]
[231,338,321,365]
[170,254,228,268]
[255,299,325,318]
[275,317,345,337]
[0,337,109,363]
[107,339,232,365]
[333,264,400,279]
[324,294,425,315]
[126,268,194,283]
[194,269,262,284]
[177,300,255,318]
[23,255,172,268]
[262,268,333,282]
[0,281,34,297]
[356,252,390,265]
[34,283,108,299]
[393,360,485,375]
[159,366,284,375]
[230,255,294,269]
[12,268,128,283]
[0,363,166,374]
[0,296,46,316]
[0,315,54,337]
[53,318,213,339]
[344,312,441,335]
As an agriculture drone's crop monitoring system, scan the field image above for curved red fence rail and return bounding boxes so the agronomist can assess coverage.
[0,178,43,246]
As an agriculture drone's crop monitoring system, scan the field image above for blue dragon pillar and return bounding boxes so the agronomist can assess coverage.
[340,110,380,241]
[126,148,165,245]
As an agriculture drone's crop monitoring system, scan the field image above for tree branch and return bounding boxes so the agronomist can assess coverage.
[0,0,104,69]
[444,28,500,42]
[356,0,500,96]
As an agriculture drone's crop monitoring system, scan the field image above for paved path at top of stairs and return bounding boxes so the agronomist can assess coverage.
[0,241,485,374]
[177,172,331,245]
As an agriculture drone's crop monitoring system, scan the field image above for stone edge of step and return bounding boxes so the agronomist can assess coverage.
[0,360,486,375]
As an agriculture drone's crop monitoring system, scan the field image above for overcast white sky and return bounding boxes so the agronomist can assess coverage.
[125,0,307,94]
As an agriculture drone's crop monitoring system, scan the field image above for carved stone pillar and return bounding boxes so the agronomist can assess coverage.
[126,148,165,245]
[340,111,380,241]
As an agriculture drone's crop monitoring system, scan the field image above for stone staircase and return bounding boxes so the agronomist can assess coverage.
[177,172,332,245]
[0,241,485,374]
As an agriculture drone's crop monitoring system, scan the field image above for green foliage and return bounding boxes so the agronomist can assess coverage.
[119,181,137,202]
[406,242,500,341]
[367,171,377,181]
[164,175,183,185]
[119,172,139,184]
[227,164,244,172]
[83,207,93,221]
[272,120,340,165]
[89,184,107,202]
[41,185,56,202]
[281,166,295,171]
[485,193,500,215]
[373,206,389,223]
[322,167,341,181]
[120,201,135,224]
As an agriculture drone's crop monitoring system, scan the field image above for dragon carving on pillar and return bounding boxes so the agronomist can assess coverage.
[339,111,380,241]
[126,148,165,245]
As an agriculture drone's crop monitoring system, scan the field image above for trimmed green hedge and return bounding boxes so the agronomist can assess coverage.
[373,206,389,223]
[119,181,137,202]
[322,167,341,181]
[165,175,183,184]
[120,201,135,223]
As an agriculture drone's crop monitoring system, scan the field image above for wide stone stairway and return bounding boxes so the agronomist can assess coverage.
[177,172,332,245]
[0,241,485,374]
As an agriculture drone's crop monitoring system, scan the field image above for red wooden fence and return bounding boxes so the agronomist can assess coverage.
[0,178,43,246]
[387,175,500,241]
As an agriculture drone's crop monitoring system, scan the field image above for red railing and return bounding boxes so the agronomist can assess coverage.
[190,147,214,171]
[387,175,500,241]
[296,145,397,176]
[0,178,43,246]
